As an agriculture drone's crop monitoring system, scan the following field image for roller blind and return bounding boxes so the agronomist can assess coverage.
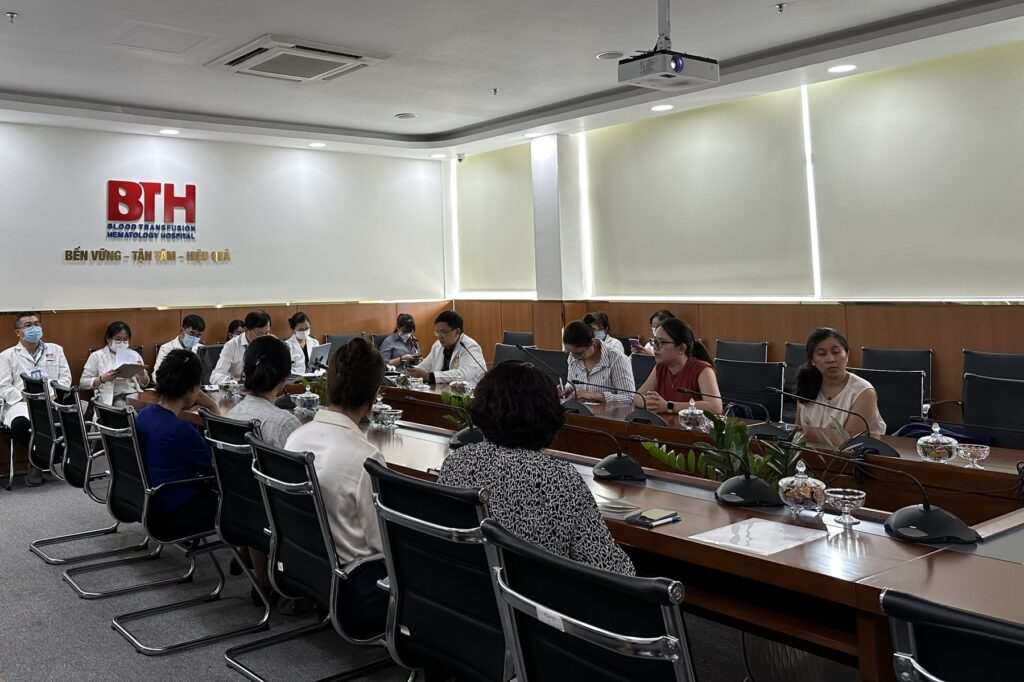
[455,144,536,293]
[810,42,1024,299]
[585,88,813,298]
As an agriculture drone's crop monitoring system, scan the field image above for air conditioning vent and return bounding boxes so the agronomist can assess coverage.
[206,34,388,83]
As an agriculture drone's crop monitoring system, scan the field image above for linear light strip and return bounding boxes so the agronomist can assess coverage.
[448,160,461,296]
[577,132,595,299]
[801,84,823,299]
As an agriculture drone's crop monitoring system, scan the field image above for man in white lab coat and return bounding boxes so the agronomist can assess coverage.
[0,311,73,486]
[209,310,272,385]
[405,310,486,385]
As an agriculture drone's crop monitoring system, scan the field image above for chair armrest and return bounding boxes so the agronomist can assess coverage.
[376,577,391,593]
[149,474,216,494]
[335,552,385,580]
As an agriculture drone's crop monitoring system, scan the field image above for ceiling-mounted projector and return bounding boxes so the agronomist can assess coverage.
[618,50,719,90]
[618,0,719,90]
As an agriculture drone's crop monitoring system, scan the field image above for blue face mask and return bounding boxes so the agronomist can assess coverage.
[400,332,412,343]
[22,325,43,343]
[594,330,607,341]
[181,333,200,349]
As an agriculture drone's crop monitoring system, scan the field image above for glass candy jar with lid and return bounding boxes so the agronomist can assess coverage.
[777,460,826,516]
[369,393,391,427]
[916,422,958,463]
[678,399,710,432]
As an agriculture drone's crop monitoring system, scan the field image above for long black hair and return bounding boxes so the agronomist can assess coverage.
[795,327,850,401]
[393,313,415,334]
[657,317,712,363]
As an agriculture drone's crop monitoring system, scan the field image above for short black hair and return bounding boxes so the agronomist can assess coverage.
[13,311,40,328]
[227,319,244,337]
[562,320,594,348]
[104,321,132,342]
[288,312,310,330]
[155,349,202,399]
[649,309,675,326]
[395,313,415,333]
[327,338,385,410]
[244,310,271,330]
[434,310,464,333]
[182,314,206,332]
[583,311,611,331]
[243,336,293,393]
[469,361,565,451]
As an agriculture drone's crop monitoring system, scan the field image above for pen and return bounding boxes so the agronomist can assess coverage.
[647,515,680,528]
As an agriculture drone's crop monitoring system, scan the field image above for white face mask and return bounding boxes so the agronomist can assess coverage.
[110,339,130,350]
[400,332,412,342]
[295,330,309,341]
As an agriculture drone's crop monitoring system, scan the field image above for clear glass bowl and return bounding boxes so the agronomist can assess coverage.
[218,380,242,402]
[956,443,990,470]
[916,422,958,463]
[378,408,403,429]
[825,488,866,527]
[777,460,826,516]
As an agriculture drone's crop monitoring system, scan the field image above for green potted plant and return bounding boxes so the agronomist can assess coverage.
[441,391,482,449]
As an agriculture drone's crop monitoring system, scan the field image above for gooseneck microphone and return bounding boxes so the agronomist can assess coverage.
[458,340,488,378]
[766,386,900,458]
[776,441,979,544]
[560,422,646,482]
[514,344,594,416]
[561,361,667,426]
[676,388,789,440]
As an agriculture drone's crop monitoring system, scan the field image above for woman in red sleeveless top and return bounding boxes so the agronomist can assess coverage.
[634,318,723,415]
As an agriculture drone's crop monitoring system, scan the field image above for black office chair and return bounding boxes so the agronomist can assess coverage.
[0,400,14,490]
[502,331,534,347]
[481,518,696,682]
[531,349,570,383]
[849,368,924,435]
[881,588,1024,682]
[30,382,149,565]
[630,353,656,388]
[862,347,934,406]
[20,373,63,478]
[961,373,1024,449]
[325,332,364,350]
[493,343,525,368]
[612,335,634,357]
[715,339,768,363]
[66,402,262,656]
[781,342,805,423]
[197,343,224,386]
[364,459,507,682]
[225,435,393,681]
[963,349,1024,381]
[372,333,388,349]
[713,359,785,422]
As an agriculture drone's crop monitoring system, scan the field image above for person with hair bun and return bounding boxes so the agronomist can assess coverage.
[378,313,420,369]
[285,337,388,630]
[561,320,634,403]
[284,311,320,374]
[134,349,222,535]
[582,311,624,356]
[81,321,150,406]
[438,361,635,575]
[796,327,885,435]
[228,336,301,447]
[634,317,723,415]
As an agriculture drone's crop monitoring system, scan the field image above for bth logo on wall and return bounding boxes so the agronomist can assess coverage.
[106,180,198,241]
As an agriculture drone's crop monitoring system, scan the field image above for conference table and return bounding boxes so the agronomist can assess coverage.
[132,388,1024,682]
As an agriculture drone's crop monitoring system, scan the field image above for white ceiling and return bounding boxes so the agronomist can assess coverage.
[1,0,1023,156]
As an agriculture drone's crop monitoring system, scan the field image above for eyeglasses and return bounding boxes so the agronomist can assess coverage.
[650,338,677,350]
[16,322,39,330]
[434,328,455,337]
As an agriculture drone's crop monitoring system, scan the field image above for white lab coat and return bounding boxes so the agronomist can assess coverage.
[418,334,486,384]
[80,346,149,406]
[209,333,249,385]
[154,335,199,375]
[284,334,320,374]
[0,341,72,426]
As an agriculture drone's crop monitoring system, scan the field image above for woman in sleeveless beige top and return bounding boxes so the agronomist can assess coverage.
[795,328,886,436]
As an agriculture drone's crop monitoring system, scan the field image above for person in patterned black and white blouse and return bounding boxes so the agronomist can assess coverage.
[438,361,635,576]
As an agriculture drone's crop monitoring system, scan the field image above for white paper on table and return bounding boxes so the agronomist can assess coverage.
[689,518,826,556]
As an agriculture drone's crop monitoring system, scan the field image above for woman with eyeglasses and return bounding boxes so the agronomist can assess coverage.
[634,317,723,415]
[81,321,150,406]
[561,321,634,403]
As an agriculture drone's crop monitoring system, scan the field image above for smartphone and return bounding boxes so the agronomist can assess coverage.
[629,338,643,350]
[627,508,680,528]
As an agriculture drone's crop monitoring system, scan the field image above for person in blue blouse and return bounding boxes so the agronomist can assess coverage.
[378,313,420,370]
[134,349,222,536]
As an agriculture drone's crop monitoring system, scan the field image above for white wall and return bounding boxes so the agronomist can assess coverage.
[0,124,446,310]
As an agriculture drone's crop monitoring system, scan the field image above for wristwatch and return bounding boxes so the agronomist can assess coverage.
[666,401,675,413]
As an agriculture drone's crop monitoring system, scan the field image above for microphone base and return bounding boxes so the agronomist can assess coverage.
[625,409,668,427]
[593,453,647,482]
[841,433,901,458]
[562,400,594,416]
[747,422,792,441]
[449,427,484,450]
[715,475,783,507]
[884,504,980,544]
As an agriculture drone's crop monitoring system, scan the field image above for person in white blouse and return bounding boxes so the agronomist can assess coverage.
[0,311,73,486]
[209,310,272,385]
[283,311,320,375]
[81,321,150,407]
[154,314,205,376]
[404,310,486,385]
[796,327,887,436]
[284,336,387,631]
[560,321,635,403]
[582,311,625,356]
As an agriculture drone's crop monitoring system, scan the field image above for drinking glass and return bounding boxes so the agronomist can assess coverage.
[825,488,866,527]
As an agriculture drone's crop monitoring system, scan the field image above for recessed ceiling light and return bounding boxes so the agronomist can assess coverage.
[650,104,674,112]
[307,142,326,148]
[523,132,545,139]
[596,51,624,61]
[394,112,417,119]
[158,129,180,135]
[429,153,447,159]
[827,64,857,74]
